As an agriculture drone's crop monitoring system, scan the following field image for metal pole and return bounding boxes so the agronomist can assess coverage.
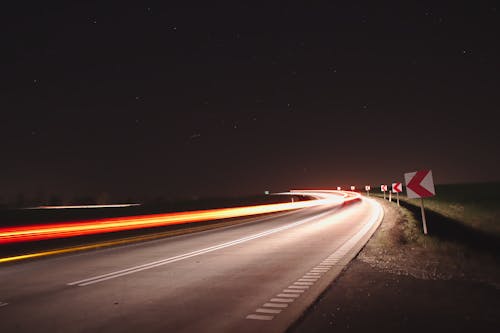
[420,198,428,235]
[396,192,400,206]
[383,191,386,200]
[389,191,392,202]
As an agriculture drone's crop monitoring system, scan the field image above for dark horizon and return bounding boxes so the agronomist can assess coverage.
[2,1,499,203]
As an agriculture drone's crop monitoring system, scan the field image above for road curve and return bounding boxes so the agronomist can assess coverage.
[0,192,382,333]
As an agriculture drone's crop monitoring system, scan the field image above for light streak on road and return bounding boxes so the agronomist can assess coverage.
[0,191,360,244]
[23,204,141,210]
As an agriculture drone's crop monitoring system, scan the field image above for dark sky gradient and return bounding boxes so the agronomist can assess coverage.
[2,1,499,202]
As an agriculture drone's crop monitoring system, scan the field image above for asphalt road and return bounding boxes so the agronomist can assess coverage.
[0,194,382,333]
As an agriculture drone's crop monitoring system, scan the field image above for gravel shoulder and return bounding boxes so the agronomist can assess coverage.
[289,198,500,333]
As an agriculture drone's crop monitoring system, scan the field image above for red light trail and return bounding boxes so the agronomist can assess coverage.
[0,191,360,244]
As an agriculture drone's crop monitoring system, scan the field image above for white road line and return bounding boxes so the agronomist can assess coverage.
[256,308,281,314]
[246,314,274,320]
[294,282,313,286]
[244,199,383,323]
[263,303,288,308]
[277,294,300,298]
[0,302,8,307]
[68,211,333,287]
[288,285,309,289]
[283,289,304,293]
[270,298,294,303]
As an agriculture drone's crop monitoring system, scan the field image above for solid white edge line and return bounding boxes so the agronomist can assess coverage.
[245,197,383,323]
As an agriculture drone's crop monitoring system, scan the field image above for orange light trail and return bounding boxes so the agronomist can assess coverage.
[0,191,360,244]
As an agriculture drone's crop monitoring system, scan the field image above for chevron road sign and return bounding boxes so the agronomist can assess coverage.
[392,182,403,193]
[365,185,371,197]
[404,170,435,199]
[392,182,403,206]
[380,184,388,200]
[404,170,436,235]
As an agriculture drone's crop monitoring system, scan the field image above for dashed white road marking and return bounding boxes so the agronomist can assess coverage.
[256,308,282,314]
[277,293,300,298]
[270,298,294,303]
[246,314,274,320]
[263,303,288,308]
[245,198,383,322]
[283,289,304,293]
[293,281,314,286]
[287,285,309,289]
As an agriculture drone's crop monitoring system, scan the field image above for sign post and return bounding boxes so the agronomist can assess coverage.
[420,198,427,234]
[392,182,403,206]
[380,185,387,200]
[365,185,371,197]
[404,170,436,235]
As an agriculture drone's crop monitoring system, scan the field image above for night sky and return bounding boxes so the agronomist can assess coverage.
[2,1,499,203]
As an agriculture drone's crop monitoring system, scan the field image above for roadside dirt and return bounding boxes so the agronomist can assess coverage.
[359,199,500,288]
[289,198,500,333]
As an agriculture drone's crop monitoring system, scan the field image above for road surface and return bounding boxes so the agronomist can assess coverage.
[0,192,382,333]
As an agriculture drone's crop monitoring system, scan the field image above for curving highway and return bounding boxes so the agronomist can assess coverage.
[0,191,382,333]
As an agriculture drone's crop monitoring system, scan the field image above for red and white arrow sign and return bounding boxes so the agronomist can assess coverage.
[392,182,403,193]
[404,170,435,199]
[380,185,388,192]
[365,185,371,191]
